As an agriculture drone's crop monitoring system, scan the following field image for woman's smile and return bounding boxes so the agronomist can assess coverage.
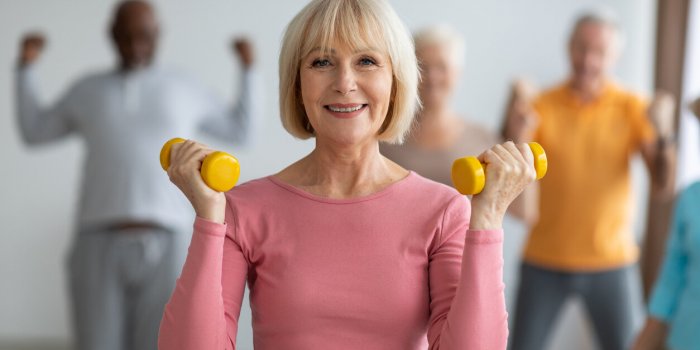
[324,103,369,119]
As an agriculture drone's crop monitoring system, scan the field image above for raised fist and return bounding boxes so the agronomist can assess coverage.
[19,33,46,67]
[648,90,676,139]
[231,37,254,68]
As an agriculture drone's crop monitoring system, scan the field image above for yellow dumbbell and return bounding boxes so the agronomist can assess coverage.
[451,142,547,195]
[159,137,240,192]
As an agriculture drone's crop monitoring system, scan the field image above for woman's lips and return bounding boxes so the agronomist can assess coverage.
[324,104,368,119]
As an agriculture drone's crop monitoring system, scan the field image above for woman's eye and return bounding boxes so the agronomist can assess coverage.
[312,59,331,68]
[359,57,376,66]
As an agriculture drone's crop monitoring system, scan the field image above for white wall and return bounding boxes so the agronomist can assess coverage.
[0,0,656,349]
[679,0,700,189]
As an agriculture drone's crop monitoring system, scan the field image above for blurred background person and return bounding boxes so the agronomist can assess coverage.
[14,1,261,349]
[632,97,700,350]
[502,11,676,350]
[381,25,537,224]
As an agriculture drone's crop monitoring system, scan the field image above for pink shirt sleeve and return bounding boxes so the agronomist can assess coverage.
[159,194,507,349]
[427,196,508,350]
[158,210,248,350]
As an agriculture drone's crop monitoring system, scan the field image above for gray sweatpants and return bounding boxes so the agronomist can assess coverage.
[67,226,182,350]
[509,262,636,350]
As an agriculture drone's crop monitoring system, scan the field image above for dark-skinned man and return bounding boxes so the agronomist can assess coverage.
[14,1,261,349]
[502,11,676,350]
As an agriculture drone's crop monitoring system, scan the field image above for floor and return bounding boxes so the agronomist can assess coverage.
[0,340,71,350]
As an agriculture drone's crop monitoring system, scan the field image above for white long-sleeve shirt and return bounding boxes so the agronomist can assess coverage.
[15,65,262,230]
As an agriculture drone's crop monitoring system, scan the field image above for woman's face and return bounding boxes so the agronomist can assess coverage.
[299,42,393,147]
[417,43,460,108]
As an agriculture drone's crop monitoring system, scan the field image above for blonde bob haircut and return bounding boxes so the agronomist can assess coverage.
[279,0,420,144]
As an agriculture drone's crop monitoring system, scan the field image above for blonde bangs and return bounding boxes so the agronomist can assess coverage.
[299,0,388,60]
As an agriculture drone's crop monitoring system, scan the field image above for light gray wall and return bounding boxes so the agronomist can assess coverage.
[679,0,700,189]
[0,0,656,349]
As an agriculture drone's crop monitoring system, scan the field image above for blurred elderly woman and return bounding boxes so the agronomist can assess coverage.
[158,0,535,349]
[381,25,536,224]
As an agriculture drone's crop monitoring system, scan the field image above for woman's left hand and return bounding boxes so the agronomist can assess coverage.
[470,141,537,230]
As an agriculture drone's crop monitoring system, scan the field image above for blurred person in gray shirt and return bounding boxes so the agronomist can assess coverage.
[14,1,262,349]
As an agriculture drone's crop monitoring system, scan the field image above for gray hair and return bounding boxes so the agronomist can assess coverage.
[570,9,625,50]
[413,25,466,68]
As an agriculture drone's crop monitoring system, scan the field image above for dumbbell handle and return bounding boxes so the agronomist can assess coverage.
[451,142,547,195]
[160,138,240,192]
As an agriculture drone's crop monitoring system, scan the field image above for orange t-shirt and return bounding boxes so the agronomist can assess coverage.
[524,81,656,271]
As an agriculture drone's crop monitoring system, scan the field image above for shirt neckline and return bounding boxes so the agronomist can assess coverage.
[560,79,617,107]
[266,171,416,204]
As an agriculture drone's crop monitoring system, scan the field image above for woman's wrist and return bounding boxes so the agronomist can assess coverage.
[469,202,505,230]
[194,196,227,224]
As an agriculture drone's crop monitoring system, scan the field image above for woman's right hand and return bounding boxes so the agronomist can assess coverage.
[470,142,537,230]
[167,140,227,224]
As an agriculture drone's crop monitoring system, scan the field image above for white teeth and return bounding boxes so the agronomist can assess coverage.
[328,105,363,112]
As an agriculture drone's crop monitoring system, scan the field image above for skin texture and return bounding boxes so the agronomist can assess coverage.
[168,41,537,230]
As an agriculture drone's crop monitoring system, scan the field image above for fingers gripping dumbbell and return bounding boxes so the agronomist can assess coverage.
[451,142,547,195]
[160,138,240,192]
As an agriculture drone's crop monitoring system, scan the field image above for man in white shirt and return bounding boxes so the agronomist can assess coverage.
[14,1,261,349]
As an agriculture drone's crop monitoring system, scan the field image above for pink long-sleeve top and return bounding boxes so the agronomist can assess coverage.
[159,171,508,350]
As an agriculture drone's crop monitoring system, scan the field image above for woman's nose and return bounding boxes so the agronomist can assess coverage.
[333,65,357,95]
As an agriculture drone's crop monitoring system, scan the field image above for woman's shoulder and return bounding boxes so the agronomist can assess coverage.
[224,176,281,204]
[401,173,471,230]
[403,172,466,205]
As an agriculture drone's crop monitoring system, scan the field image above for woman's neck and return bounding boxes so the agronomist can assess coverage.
[276,138,407,198]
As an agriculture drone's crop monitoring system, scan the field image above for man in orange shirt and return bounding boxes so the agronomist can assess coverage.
[503,11,676,350]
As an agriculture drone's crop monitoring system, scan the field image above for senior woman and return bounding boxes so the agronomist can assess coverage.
[381,25,537,224]
[158,0,534,349]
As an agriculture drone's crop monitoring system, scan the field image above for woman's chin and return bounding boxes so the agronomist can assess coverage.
[321,130,377,148]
